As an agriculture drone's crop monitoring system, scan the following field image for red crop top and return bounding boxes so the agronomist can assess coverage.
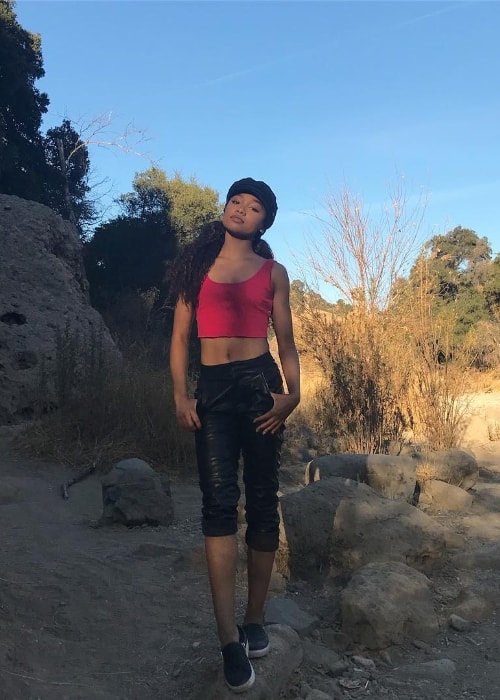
[196,259,274,338]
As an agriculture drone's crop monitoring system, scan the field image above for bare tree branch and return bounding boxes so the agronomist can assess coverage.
[305,180,427,311]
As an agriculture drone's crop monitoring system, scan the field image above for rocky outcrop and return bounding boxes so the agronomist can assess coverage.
[277,477,464,580]
[0,195,116,424]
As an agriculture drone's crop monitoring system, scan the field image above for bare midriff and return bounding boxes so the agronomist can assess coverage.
[200,337,270,366]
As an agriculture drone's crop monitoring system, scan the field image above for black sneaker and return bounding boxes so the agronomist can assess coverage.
[242,623,270,658]
[221,626,255,692]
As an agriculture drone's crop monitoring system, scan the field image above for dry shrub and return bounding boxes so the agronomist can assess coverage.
[298,181,478,453]
[297,304,410,453]
[487,420,500,442]
[16,327,195,475]
[401,267,475,450]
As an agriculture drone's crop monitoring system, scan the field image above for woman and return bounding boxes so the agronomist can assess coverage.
[169,177,300,692]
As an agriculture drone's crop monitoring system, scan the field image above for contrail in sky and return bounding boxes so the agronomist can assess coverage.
[195,2,469,89]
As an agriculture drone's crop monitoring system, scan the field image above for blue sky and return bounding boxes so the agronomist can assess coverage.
[15,1,500,296]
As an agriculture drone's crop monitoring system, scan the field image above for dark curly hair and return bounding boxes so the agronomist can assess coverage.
[168,220,274,308]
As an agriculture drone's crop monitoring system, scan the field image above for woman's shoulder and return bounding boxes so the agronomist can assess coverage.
[268,258,288,273]
[269,260,290,285]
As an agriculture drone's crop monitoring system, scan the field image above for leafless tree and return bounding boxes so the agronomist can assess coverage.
[306,180,427,311]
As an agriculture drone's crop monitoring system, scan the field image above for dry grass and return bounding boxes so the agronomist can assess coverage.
[487,420,500,442]
[290,290,479,453]
[15,329,195,475]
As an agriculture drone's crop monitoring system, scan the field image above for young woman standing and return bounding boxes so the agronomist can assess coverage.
[169,178,300,692]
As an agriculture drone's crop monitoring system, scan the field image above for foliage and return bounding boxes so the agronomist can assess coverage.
[118,167,221,240]
[408,226,497,345]
[0,0,51,202]
[43,118,95,235]
[289,279,344,313]
[18,326,194,473]
[400,284,475,449]
[297,306,410,453]
[84,215,176,311]
[298,183,489,452]
[161,170,222,243]
[84,166,222,344]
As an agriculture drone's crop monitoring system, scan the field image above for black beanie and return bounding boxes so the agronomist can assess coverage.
[225,177,278,230]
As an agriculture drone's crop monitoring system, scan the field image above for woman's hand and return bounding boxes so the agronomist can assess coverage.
[254,392,299,435]
[175,396,201,432]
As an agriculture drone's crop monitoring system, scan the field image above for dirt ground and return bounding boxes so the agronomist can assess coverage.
[1,392,500,700]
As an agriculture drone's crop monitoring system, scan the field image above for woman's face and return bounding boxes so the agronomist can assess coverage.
[222,193,267,238]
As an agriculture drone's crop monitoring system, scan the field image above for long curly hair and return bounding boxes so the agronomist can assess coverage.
[168,220,274,308]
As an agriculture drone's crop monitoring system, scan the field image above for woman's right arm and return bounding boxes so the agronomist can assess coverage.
[169,299,201,431]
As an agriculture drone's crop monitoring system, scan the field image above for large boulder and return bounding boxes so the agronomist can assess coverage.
[413,449,479,490]
[306,453,417,502]
[277,477,464,580]
[341,561,439,649]
[419,479,474,511]
[100,458,174,526]
[0,195,116,424]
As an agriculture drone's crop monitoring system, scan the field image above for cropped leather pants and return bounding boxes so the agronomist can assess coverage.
[195,352,284,552]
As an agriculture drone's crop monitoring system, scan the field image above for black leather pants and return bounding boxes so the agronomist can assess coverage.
[195,352,284,552]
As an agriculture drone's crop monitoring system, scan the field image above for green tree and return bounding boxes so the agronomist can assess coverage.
[484,255,500,319]
[119,167,221,243]
[84,172,176,310]
[43,118,95,235]
[0,0,50,201]
[118,167,170,224]
[289,279,340,313]
[416,226,491,298]
[409,226,494,341]
[161,170,222,243]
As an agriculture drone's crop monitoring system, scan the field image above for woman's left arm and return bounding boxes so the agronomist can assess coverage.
[254,262,301,434]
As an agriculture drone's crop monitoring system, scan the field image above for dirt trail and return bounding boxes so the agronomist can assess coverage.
[0,428,217,700]
[2,401,500,699]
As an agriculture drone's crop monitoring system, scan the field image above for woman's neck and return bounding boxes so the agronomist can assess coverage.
[220,232,257,259]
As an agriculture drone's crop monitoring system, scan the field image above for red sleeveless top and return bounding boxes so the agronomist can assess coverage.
[196,259,274,338]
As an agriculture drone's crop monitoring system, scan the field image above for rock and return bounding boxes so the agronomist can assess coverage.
[389,658,457,680]
[419,479,474,511]
[265,597,319,636]
[302,639,345,675]
[305,691,334,700]
[306,454,367,484]
[365,454,417,502]
[277,477,357,580]
[352,655,377,671]
[448,585,496,621]
[305,453,417,502]
[341,561,439,649]
[0,194,117,424]
[448,614,471,631]
[100,458,173,526]
[413,449,479,490]
[320,628,350,653]
[277,478,463,580]
[198,624,303,700]
[451,542,500,571]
